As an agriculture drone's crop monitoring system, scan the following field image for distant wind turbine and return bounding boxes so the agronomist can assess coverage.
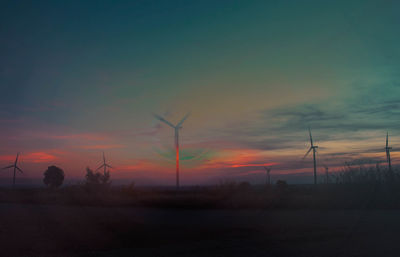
[154,112,190,189]
[96,152,112,175]
[323,165,329,184]
[385,132,392,173]
[303,128,318,185]
[2,153,23,187]
[264,167,271,185]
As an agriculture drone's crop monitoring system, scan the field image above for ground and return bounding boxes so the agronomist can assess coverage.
[0,203,399,257]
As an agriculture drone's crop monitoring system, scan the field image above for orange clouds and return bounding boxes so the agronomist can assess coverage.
[79,144,125,150]
[197,149,279,170]
[0,152,57,163]
[0,155,15,162]
[115,161,163,173]
[24,152,57,163]
[44,133,108,141]
[231,162,279,168]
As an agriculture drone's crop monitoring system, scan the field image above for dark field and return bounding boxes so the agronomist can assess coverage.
[1,184,400,257]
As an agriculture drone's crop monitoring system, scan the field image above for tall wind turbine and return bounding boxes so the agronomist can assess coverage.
[154,112,190,189]
[264,167,271,185]
[96,152,112,175]
[303,128,318,185]
[385,132,392,173]
[2,153,23,187]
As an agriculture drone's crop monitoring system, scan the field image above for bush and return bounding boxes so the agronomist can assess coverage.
[331,164,398,185]
[43,166,65,188]
[276,180,288,192]
[238,181,251,190]
[121,182,136,194]
[85,167,111,191]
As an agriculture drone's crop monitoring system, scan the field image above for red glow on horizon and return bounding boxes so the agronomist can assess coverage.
[0,155,15,162]
[196,149,279,170]
[0,152,57,163]
[26,152,57,163]
[231,162,279,168]
[79,144,125,150]
[49,133,108,141]
[115,160,162,172]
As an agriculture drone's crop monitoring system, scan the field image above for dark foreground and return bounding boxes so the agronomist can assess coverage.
[1,203,400,257]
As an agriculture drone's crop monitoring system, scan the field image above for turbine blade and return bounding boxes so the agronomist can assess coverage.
[96,164,104,171]
[263,167,271,172]
[153,114,175,128]
[14,153,19,166]
[386,132,389,148]
[309,128,313,147]
[177,112,190,127]
[16,167,23,173]
[302,147,312,159]
[106,164,112,169]
[2,165,14,170]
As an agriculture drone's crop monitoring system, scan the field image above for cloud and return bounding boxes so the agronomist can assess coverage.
[45,133,108,141]
[24,152,58,163]
[218,90,400,151]
[115,160,162,173]
[79,144,125,150]
[231,162,279,168]
[0,152,57,163]
[198,79,400,175]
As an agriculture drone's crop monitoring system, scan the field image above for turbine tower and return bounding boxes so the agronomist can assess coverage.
[264,167,271,185]
[96,152,112,175]
[2,153,24,187]
[385,132,392,173]
[303,128,318,185]
[154,112,190,189]
[323,165,329,184]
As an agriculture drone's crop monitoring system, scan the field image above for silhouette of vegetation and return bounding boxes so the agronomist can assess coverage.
[216,179,239,194]
[1,165,400,210]
[274,180,289,204]
[331,164,398,185]
[238,181,251,190]
[121,181,135,194]
[85,167,111,191]
[43,165,64,188]
[276,180,288,191]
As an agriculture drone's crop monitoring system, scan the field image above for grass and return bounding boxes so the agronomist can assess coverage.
[0,165,399,209]
[0,182,398,210]
[0,166,399,257]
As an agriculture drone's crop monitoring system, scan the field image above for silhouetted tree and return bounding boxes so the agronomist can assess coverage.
[85,167,111,191]
[276,180,288,192]
[43,166,65,188]
[238,181,251,191]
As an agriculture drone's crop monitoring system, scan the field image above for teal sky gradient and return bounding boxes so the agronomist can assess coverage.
[0,0,399,185]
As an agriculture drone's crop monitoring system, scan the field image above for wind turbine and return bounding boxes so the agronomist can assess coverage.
[154,112,190,189]
[264,167,271,185]
[385,132,392,173]
[303,128,318,185]
[323,165,329,184]
[2,153,23,187]
[96,152,112,175]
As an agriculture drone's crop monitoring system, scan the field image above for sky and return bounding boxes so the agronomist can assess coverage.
[0,0,400,185]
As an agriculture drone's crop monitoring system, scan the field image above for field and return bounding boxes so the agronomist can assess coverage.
[1,184,400,257]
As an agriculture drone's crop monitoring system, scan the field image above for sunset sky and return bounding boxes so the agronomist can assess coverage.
[1,0,399,185]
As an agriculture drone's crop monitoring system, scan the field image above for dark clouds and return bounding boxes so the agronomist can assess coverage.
[209,79,400,175]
